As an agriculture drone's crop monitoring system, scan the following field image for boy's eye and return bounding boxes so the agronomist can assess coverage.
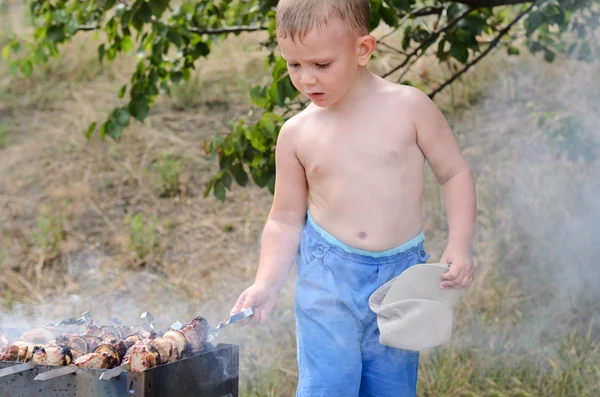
[316,63,331,69]
[287,63,300,68]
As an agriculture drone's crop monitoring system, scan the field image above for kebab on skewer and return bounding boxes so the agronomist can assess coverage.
[0,316,210,373]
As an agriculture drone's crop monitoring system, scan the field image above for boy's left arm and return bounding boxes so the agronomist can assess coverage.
[409,88,477,289]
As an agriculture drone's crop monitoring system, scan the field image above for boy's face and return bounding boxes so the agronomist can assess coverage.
[278,20,372,108]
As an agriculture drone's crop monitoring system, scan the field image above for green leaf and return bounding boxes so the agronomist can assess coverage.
[194,41,210,57]
[118,84,127,98]
[507,46,520,55]
[213,181,226,201]
[449,43,469,63]
[402,26,412,50]
[232,163,249,186]
[129,97,150,121]
[272,57,288,79]
[98,44,105,62]
[46,25,66,43]
[103,0,117,11]
[544,49,556,62]
[167,30,182,47]
[85,122,97,139]
[20,60,33,78]
[222,172,233,189]
[149,0,169,18]
[114,108,130,126]
[134,2,152,23]
[121,36,134,53]
[369,0,382,31]
[250,85,271,109]
[171,71,183,84]
[2,45,10,60]
[525,11,546,36]
[380,5,399,27]
[104,118,123,139]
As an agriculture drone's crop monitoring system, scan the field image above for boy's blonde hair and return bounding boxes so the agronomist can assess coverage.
[276,0,371,42]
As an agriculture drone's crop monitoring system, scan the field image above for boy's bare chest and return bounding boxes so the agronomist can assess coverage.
[296,117,418,180]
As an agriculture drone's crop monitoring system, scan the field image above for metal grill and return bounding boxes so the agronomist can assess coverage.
[0,343,238,397]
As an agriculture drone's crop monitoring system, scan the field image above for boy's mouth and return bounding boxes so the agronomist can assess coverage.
[307,92,325,101]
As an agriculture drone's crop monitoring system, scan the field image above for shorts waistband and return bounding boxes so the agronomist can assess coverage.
[305,211,425,263]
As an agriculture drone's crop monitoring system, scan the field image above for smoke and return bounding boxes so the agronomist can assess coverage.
[445,54,600,357]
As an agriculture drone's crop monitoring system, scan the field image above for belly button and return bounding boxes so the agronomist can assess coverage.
[358,232,367,239]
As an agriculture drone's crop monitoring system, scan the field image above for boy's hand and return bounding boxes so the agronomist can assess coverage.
[230,281,279,327]
[439,247,474,289]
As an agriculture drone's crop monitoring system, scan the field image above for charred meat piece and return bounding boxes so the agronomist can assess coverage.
[0,344,19,362]
[180,316,209,352]
[74,352,119,369]
[65,335,89,360]
[123,333,143,349]
[31,344,73,366]
[101,338,128,360]
[149,337,180,365]
[123,340,161,372]
[93,342,127,366]
[162,330,190,356]
[1,340,41,362]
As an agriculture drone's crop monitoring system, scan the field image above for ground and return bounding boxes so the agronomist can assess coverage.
[0,5,599,395]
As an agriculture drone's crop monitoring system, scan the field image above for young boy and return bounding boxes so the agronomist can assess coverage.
[230,0,476,395]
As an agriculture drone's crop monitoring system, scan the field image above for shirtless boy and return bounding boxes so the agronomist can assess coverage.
[230,0,476,396]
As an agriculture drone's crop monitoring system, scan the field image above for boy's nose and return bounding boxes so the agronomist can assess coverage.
[299,71,317,86]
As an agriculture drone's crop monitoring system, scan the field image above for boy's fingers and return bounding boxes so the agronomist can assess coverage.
[230,293,246,316]
[440,266,460,281]
[248,309,262,327]
[440,268,464,288]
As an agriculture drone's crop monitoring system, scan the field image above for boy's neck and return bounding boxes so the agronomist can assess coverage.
[329,67,377,111]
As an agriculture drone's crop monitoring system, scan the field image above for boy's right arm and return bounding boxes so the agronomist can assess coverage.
[229,119,308,326]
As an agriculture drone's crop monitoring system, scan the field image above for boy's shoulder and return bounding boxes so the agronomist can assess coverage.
[377,79,434,108]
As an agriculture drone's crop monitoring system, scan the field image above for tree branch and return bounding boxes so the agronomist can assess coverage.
[76,24,268,35]
[377,7,444,43]
[378,41,408,56]
[428,3,535,99]
[187,25,268,35]
[456,0,534,7]
[382,8,475,79]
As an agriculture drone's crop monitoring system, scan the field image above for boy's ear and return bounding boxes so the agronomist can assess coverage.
[357,34,377,66]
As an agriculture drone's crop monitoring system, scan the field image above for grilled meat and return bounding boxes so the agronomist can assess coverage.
[31,344,73,366]
[0,340,41,362]
[123,333,142,349]
[93,342,126,366]
[148,337,180,364]
[74,352,119,369]
[1,314,214,372]
[162,330,190,356]
[180,316,209,352]
[123,340,161,372]
[55,335,89,360]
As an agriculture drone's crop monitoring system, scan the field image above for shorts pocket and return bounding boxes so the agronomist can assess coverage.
[297,255,320,280]
[417,244,431,264]
[297,244,329,281]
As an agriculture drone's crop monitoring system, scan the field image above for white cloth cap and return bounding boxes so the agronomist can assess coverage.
[368,263,464,351]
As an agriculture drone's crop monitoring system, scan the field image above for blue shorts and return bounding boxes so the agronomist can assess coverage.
[294,212,431,397]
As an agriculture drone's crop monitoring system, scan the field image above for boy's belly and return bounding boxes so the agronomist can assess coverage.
[307,179,424,252]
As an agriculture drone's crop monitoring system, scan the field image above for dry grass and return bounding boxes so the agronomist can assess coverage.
[1,4,599,396]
